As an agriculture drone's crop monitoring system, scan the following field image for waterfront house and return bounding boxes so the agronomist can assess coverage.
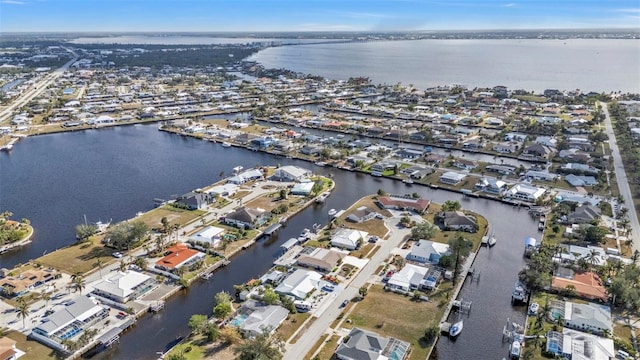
[545,328,615,360]
[335,327,410,360]
[561,301,612,335]
[250,136,277,149]
[272,165,312,182]
[440,211,478,232]
[485,164,516,175]
[523,144,555,159]
[290,182,314,196]
[492,142,518,154]
[376,195,431,214]
[189,226,225,248]
[346,206,381,223]
[224,207,269,229]
[31,296,109,352]
[407,239,450,264]
[234,300,289,338]
[565,174,598,187]
[346,155,374,168]
[438,172,466,185]
[506,184,546,202]
[453,158,478,170]
[386,263,429,291]
[567,205,601,224]
[551,271,608,302]
[524,170,558,182]
[296,248,347,273]
[154,244,206,272]
[91,270,157,304]
[395,148,423,160]
[560,163,600,175]
[174,192,206,210]
[299,145,322,156]
[0,268,60,297]
[370,160,398,173]
[207,183,239,197]
[274,269,322,300]
[474,178,507,194]
[331,228,369,251]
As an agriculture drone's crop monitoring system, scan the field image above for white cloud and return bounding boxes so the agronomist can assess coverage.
[1,0,26,4]
[504,3,516,7]
[617,8,640,14]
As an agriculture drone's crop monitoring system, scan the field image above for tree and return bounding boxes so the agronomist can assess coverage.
[93,258,105,278]
[75,224,98,243]
[377,188,386,196]
[16,297,30,328]
[518,245,555,303]
[219,326,242,345]
[71,274,86,294]
[449,234,472,286]
[442,200,461,211]
[359,286,368,298]
[188,314,209,334]
[40,290,51,309]
[410,221,438,240]
[262,287,279,305]
[235,328,284,360]
[213,291,233,320]
[103,221,149,250]
[423,325,439,344]
[205,323,219,342]
[583,225,607,244]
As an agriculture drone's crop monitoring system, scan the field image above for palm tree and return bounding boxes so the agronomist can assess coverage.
[586,249,600,270]
[16,297,30,328]
[93,258,105,278]
[40,290,52,310]
[72,274,86,294]
[119,259,127,272]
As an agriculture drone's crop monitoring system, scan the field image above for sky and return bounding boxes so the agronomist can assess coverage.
[1,0,639,33]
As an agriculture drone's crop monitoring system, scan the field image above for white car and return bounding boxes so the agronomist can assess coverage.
[112,252,123,258]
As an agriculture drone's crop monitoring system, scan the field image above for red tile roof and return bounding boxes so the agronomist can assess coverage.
[155,244,201,270]
[551,272,608,302]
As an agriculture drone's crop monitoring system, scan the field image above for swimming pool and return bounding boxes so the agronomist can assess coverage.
[230,314,248,327]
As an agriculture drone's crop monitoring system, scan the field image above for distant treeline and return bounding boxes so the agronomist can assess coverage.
[103,47,260,68]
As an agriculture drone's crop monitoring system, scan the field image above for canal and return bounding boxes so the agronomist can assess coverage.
[0,124,533,359]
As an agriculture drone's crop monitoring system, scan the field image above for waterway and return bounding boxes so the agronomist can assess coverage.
[250,39,640,93]
[0,124,535,359]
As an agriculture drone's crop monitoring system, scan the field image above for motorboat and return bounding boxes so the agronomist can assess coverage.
[511,282,527,304]
[449,320,463,337]
[314,162,326,167]
[316,191,331,203]
[221,142,232,148]
[509,340,522,359]
[233,166,243,174]
[328,208,337,216]
[298,228,311,241]
[403,178,414,185]
[488,234,497,247]
[528,302,539,316]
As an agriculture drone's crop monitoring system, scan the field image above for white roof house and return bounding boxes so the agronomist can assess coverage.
[546,328,615,360]
[207,183,239,197]
[507,184,546,202]
[275,269,322,300]
[439,171,466,185]
[564,301,612,335]
[237,301,289,338]
[272,165,312,182]
[407,239,450,264]
[189,226,225,248]
[91,270,156,303]
[387,264,429,291]
[331,228,369,251]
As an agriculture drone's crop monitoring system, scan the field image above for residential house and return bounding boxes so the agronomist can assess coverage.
[565,174,598,187]
[331,228,369,250]
[250,136,277,149]
[154,244,206,272]
[395,148,423,160]
[370,160,398,173]
[438,172,466,185]
[407,240,450,264]
[272,165,312,182]
[224,207,269,229]
[551,271,608,302]
[0,268,60,297]
[91,270,157,304]
[474,178,507,194]
[545,328,615,360]
[290,182,315,196]
[31,296,109,351]
[346,206,381,223]
[206,183,239,197]
[346,155,373,168]
[376,195,431,213]
[299,145,322,156]
[560,163,600,175]
[567,205,601,224]
[441,211,478,232]
[297,248,347,272]
[335,327,410,360]
[234,300,289,338]
[386,264,429,292]
[563,301,612,335]
[189,226,225,248]
[485,164,516,175]
[523,144,555,159]
[174,192,206,210]
[0,337,21,360]
[506,184,546,202]
[274,269,322,300]
[492,142,518,154]
[525,170,558,182]
[453,159,478,170]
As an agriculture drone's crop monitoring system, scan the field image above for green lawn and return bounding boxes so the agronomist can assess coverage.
[276,312,311,342]
[38,236,117,274]
[136,206,206,229]
[5,330,64,360]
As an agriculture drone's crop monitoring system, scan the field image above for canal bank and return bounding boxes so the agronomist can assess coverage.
[1,124,535,360]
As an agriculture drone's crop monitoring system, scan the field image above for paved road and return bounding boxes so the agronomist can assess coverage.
[600,102,640,249]
[283,213,416,360]
[0,48,77,124]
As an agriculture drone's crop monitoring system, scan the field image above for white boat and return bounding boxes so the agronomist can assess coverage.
[314,162,326,167]
[488,234,497,247]
[528,302,539,315]
[298,228,311,241]
[509,340,521,359]
[403,178,414,185]
[0,144,13,151]
[511,282,527,304]
[233,165,243,173]
[449,320,463,337]
[95,220,111,233]
[221,142,232,148]
[328,208,337,216]
[316,191,331,203]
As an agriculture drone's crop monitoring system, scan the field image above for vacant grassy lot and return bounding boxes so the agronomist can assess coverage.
[5,330,64,360]
[306,334,340,360]
[350,243,378,259]
[276,312,312,342]
[136,206,205,229]
[38,236,117,274]
[344,284,444,360]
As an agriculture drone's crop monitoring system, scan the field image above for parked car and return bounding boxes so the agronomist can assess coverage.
[323,284,335,292]
[112,251,123,258]
[340,299,349,308]
[368,236,379,243]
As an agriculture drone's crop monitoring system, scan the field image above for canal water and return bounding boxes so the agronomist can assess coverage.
[0,124,535,359]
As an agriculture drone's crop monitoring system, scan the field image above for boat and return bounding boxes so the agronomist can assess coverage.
[488,234,497,247]
[449,320,463,337]
[328,208,337,216]
[0,144,13,151]
[528,302,539,315]
[221,142,232,148]
[509,340,521,359]
[403,178,414,185]
[298,228,311,241]
[314,161,326,167]
[316,191,331,203]
[233,165,243,174]
[511,282,527,304]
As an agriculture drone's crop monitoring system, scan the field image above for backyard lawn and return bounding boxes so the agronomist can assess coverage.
[38,236,117,274]
[136,206,205,229]
[5,331,64,360]
[276,312,311,342]
[343,284,444,360]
